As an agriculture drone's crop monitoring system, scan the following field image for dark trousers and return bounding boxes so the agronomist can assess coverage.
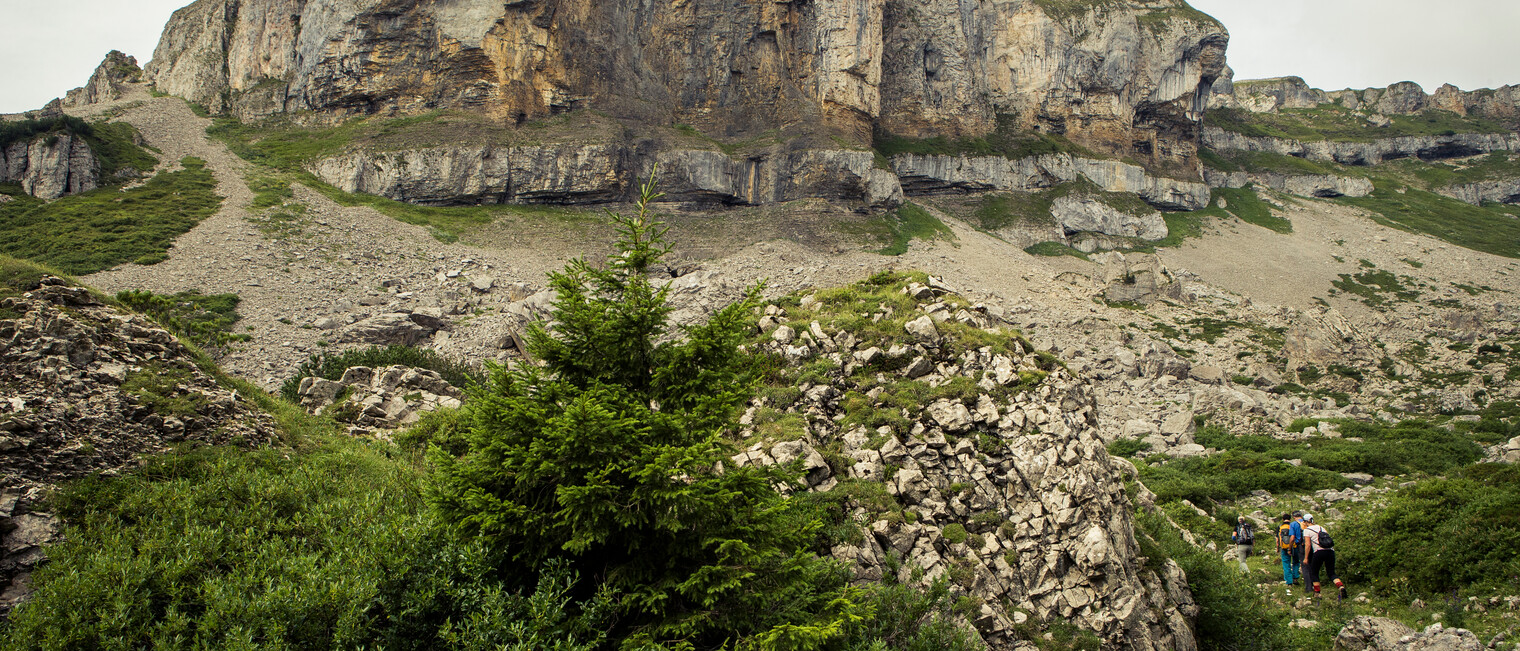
[1307,549,1337,587]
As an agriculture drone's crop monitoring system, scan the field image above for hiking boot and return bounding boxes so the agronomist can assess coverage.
[1335,579,1347,600]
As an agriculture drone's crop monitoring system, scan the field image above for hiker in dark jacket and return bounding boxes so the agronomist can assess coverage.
[1231,515,1255,572]
[1302,513,1347,600]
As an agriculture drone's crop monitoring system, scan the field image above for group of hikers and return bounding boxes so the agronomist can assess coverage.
[1231,511,1348,600]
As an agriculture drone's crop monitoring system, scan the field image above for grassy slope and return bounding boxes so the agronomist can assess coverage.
[0,158,221,274]
[1202,145,1520,258]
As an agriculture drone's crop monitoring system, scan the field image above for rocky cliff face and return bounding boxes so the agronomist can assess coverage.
[0,132,100,200]
[63,51,142,107]
[146,0,1227,205]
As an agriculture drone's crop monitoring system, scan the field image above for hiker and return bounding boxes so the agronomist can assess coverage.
[1302,513,1347,600]
[1290,511,1310,592]
[1275,513,1301,586]
[1231,515,1255,572]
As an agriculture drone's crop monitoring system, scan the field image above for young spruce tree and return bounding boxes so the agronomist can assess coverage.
[426,174,866,649]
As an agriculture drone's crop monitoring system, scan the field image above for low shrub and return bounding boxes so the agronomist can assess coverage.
[1339,463,1520,594]
[281,345,483,402]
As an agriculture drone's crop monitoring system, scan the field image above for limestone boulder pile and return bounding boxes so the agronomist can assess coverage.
[297,365,464,434]
[734,279,1200,650]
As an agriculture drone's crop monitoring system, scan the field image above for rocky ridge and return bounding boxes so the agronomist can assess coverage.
[1202,128,1520,168]
[0,277,278,615]
[1210,73,1520,123]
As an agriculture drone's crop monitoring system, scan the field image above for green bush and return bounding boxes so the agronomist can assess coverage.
[1192,421,1484,478]
[1107,438,1151,458]
[281,345,483,402]
[427,179,909,647]
[0,441,613,650]
[1138,451,1350,508]
[1339,463,1520,593]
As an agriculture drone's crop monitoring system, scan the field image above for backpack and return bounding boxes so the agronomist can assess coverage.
[1314,526,1334,550]
[1238,523,1255,544]
[1277,523,1296,550]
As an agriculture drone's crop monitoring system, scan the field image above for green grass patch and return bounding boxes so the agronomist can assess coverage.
[116,289,251,352]
[874,114,1094,161]
[1339,182,1520,259]
[0,158,221,274]
[1331,268,1421,308]
[875,202,954,256]
[1024,241,1090,260]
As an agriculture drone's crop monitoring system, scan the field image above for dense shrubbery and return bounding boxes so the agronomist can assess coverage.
[1339,464,1520,594]
[1132,420,1487,510]
[1138,451,1351,507]
[0,441,617,650]
[281,344,484,402]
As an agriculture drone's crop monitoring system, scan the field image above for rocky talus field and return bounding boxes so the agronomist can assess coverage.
[3,1,1520,649]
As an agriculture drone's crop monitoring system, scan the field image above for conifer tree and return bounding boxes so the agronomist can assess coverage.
[426,173,864,647]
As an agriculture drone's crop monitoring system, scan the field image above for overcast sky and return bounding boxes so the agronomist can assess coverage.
[3,0,1520,113]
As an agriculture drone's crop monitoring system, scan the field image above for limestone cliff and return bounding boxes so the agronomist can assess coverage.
[146,0,1227,205]
[0,131,100,200]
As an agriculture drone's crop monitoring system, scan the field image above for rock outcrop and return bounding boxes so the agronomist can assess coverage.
[1204,169,1373,198]
[1052,195,1167,241]
[310,144,904,208]
[1437,177,1520,206]
[0,131,100,200]
[738,278,1199,650]
[1203,127,1520,166]
[892,153,1211,211]
[63,50,142,107]
[1334,618,1484,651]
[145,0,1228,205]
[0,277,279,614]
[297,365,463,434]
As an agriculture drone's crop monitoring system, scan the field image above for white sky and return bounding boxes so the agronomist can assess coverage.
[2,0,1520,113]
[0,0,187,113]
[1190,0,1520,92]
